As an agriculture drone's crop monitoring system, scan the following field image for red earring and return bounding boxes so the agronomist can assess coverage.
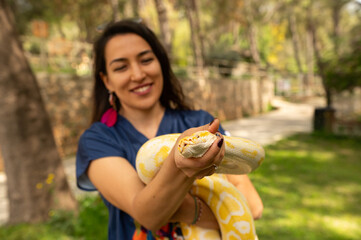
[101,91,118,127]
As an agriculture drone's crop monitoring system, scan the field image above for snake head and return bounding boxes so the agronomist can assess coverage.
[178,130,217,158]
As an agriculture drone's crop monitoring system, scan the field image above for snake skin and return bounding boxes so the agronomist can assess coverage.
[136,131,265,239]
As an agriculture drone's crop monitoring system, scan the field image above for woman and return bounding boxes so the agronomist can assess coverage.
[76,19,263,240]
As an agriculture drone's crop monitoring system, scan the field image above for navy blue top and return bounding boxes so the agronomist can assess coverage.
[76,109,225,240]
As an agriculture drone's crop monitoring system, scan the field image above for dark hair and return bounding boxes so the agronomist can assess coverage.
[91,19,192,123]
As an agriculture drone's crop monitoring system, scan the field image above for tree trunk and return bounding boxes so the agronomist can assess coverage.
[184,0,210,108]
[288,10,308,95]
[0,0,77,224]
[153,0,173,57]
[244,0,261,66]
[108,0,121,22]
[305,28,314,95]
[193,0,206,62]
[288,12,303,74]
[135,0,154,30]
[56,20,66,38]
[184,0,205,78]
[131,0,140,17]
[331,1,350,57]
[307,7,332,107]
[331,1,351,54]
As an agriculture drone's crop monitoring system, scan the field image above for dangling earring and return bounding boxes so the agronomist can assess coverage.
[101,91,118,127]
[109,91,115,108]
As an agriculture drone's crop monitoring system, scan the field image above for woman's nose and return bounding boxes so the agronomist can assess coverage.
[130,64,146,81]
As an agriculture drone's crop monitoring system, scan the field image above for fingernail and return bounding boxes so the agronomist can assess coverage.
[209,119,215,126]
[217,138,224,148]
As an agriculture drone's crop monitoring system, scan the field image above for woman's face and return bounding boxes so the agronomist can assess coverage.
[101,33,164,114]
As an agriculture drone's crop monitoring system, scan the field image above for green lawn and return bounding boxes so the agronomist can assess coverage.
[253,133,361,240]
[0,133,360,239]
[0,196,108,240]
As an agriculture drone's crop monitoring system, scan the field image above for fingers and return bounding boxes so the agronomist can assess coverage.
[200,132,224,166]
[175,131,225,178]
[195,138,225,178]
[174,118,225,178]
[196,118,220,134]
[181,118,220,138]
[198,135,225,179]
[207,118,220,134]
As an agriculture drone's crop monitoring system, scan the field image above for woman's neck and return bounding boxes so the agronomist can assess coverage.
[120,103,165,139]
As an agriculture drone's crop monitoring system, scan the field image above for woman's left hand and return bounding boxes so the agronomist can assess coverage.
[173,119,225,179]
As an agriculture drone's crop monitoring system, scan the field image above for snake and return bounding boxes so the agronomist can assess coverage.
[136,130,265,240]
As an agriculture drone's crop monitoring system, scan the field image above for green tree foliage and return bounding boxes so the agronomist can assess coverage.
[9,0,113,42]
[8,0,73,34]
[10,0,361,96]
[324,25,361,92]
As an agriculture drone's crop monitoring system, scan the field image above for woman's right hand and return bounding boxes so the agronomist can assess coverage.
[173,119,225,179]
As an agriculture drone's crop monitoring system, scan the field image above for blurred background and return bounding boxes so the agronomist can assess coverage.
[0,0,361,239]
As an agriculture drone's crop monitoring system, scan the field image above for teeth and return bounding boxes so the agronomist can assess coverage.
[133,85,150,93]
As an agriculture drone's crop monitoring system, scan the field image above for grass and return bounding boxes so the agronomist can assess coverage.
[252,133,361,240]
[0,196,108,240]
[0,133,360,239]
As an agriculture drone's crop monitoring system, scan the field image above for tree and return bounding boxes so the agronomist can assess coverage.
[153,0,173,56]
[307,0,353,107]
[324,23,361,92]
[0,0,77,224]
[184,0,205,80]
[108,0,121,22]
[243,0,262,66]
[283,0,312,95]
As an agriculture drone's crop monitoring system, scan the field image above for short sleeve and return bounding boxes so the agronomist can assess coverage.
[76,123,126,191]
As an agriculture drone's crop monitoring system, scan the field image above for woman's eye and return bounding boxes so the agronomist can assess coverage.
[114,65,127,71]
[141,58,154,64]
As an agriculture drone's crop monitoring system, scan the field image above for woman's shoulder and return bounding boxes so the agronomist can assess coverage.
[79,121,119,144]
[81,121,110,136]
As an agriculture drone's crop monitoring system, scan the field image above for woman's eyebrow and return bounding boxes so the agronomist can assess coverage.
[138,49,153,57]
[109,57,126,66]
[109,50,153,66]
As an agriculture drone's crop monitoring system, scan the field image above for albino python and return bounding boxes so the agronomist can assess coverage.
[136,130,265,240]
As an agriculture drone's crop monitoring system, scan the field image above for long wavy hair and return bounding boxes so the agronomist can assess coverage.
[91,19,192,123]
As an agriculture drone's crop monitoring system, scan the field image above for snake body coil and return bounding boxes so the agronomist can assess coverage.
[136,131,265,239]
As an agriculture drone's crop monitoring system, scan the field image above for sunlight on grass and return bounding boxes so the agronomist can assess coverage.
[308,151,336,162]
[302,194,343,210]
[322,215,361,239]
[334,183,361,195]
[253,133,361,240]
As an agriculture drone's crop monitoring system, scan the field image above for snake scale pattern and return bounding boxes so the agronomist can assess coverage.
[136,131,265,240]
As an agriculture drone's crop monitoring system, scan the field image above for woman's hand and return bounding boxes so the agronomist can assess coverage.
[174,119,225,179]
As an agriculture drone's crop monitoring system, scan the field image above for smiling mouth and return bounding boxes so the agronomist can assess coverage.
[132,84,152,94]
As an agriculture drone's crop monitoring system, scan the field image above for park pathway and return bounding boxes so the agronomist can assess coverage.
[0,97,320,225]
[222,97,316,144]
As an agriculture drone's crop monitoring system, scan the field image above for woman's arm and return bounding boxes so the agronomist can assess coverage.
[226,174,263,220]
[87,120,225,231]
[169,193,220,229]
